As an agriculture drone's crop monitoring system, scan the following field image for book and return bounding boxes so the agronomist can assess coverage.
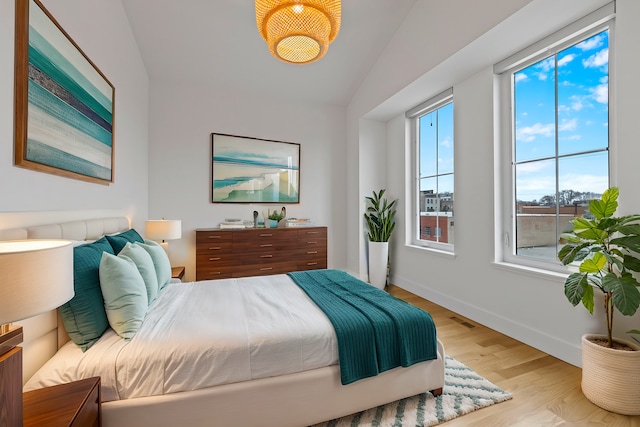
[219,222,246,229]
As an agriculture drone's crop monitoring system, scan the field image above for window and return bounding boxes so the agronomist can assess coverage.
[496,5,613,270]
[407,89,454,251]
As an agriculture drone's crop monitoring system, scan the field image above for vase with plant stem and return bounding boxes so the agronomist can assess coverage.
[557,187,640,415]
[364,189,397,289]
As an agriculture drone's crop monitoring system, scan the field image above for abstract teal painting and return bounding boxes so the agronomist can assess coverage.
[212,134,300,203]
[14,0,115,184]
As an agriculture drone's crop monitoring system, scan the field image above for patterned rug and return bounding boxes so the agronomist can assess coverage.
[311,356,512,427]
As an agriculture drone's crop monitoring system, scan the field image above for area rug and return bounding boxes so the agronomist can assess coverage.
[311,356,512,427]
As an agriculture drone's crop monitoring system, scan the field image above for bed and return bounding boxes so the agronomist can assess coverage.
[2,216,445,427]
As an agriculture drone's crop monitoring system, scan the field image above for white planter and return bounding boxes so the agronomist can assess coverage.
[581,334,640,415]
[368,241,388,290]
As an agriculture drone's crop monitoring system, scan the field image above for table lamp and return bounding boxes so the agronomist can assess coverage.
[0,240,73,427]
[145,219,182,253]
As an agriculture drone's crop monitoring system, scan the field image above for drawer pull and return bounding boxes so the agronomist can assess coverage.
[260,254,273,258]
[307,262,318,266]
[259,267,273,271]
[306,231,320,234]
[307,251,318,254]
[209,247,222,250]
[260,233,273,237]
[208,236,222,239]
[260,244,273,247]
[209,272,222,275]
[209,257,221,261]
[306,241,318,244]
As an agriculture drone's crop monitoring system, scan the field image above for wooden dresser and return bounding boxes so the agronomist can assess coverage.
[196,227,327,281]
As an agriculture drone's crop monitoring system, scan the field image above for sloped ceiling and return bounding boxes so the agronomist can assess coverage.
[121,0,417,106]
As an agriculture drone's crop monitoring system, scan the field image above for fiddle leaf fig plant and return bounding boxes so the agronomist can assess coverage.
[364,189,398,242]
[558,187,640,348]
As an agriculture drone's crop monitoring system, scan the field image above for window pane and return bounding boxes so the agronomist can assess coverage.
[437,103,454,175]
[558,151,609,208]
[514,57,556,163]
[558,30,609,156]
[419,113,437,177]
[515,158,556,260]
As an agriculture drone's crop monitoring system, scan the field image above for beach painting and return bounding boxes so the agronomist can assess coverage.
[212,134,300,203]
[14,0,114,184]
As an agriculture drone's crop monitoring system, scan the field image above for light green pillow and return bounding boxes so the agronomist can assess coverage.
[136,240,172,291]
[120,242,159,304]
[99,252,148,339]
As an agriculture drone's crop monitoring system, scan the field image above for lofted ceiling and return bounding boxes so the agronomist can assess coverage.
[121,0,417,106]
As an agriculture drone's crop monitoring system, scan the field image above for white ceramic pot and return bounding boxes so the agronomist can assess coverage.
[368,241,388,290]
[581,333,640,415]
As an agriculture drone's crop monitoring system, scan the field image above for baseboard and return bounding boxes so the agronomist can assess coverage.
[393,274,582,368]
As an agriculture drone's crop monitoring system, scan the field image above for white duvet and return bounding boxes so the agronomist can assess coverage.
[24,275,339,402]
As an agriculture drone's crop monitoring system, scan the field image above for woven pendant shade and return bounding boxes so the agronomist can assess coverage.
[256,0,341,64]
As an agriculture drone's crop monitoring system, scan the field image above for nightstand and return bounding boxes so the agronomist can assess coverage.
[23,377,101,427]
[171,266,185,280]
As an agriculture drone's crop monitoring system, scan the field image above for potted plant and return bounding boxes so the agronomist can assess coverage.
[364,189,397,289]
[268,209,285,228]
[557,187,640,415]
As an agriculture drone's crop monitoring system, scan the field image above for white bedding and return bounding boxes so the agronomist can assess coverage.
[24,274,338,401]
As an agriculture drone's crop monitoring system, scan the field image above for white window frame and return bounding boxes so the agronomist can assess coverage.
[494,3,615,272]
[406,88,454,252]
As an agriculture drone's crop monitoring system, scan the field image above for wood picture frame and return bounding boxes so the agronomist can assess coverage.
[211,133,300,203]
[14,0,115,185]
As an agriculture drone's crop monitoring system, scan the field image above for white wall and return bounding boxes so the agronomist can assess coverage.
[0,0,149,230]
[348,0,640,367]
[147,82,347,282]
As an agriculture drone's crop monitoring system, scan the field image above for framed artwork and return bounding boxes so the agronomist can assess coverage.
[211,133,300,203]
[14,0,115,185]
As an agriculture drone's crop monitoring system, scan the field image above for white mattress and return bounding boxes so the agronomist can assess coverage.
[24,275,338,401]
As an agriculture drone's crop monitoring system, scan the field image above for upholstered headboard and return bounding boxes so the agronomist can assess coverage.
[0,217,130,384]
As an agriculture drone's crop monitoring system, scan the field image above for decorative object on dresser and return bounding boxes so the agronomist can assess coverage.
[196,227,327,281]
[14,0,115,185]
[145,219,182,253]
[23,376,101,427]
[0,240,73,427]
[211,133,300,203]
[364,189,398,289]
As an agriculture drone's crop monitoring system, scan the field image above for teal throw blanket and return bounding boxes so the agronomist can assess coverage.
[287,269,437,385]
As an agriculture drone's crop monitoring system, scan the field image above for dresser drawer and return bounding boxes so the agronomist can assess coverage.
[233,239,298,253]
[196,242,233,256]
[196,230,233,244]
[196,254,241,267]
[196,265,235,281]
[232,261,299,278]
[297,227,327,239]
[233,229,296,242]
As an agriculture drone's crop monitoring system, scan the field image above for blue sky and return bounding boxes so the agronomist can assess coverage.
[514,29,609,203]
[419,102,454,194]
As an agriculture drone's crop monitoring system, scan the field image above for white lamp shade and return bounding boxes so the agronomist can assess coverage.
[0,240,74,325]
[145,220,182,241]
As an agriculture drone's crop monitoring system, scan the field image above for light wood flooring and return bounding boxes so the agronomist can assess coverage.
[388,285,640,426]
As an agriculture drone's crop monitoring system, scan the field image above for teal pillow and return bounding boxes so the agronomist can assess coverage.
[99,253,148,339]
[119,242,159,304]
[105,229,144,254]
[136,240,172,290]
[59,237,113,351]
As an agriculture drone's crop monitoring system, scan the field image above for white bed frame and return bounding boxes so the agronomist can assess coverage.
[2,217,445,427]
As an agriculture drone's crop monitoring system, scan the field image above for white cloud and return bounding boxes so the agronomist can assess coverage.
[516,122,554,142]
[537,57,554,72]
[440,137,452,148]
[558,54,575,67]
[591,84,608,104]
[583,48,609,68]
[570,96,583,111]
[558,173,609,194]
[576,34,604,51]
[515,73,528,83]
[559,118,578,132]
[566,135,582,140]
[517,161,552,174]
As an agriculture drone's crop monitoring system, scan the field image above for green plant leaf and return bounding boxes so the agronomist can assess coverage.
[604,273,640,316]
[590,187,619,219]
[558,242,590,265]
[579,252,606,274]
[610,236,640,253]
[615,224,640,236]
[582,283,595,314]
[564,272,589,308]
[623,254,640,272]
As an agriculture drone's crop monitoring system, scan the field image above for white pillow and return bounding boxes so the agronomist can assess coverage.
[99,252,148,339]
[135,240,172,291]
[120,242,159,304]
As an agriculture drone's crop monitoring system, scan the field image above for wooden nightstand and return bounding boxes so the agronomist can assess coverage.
[171,266,185,280]
[24,377,101,427]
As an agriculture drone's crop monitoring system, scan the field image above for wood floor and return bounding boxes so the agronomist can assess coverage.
[388,285,640,426]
